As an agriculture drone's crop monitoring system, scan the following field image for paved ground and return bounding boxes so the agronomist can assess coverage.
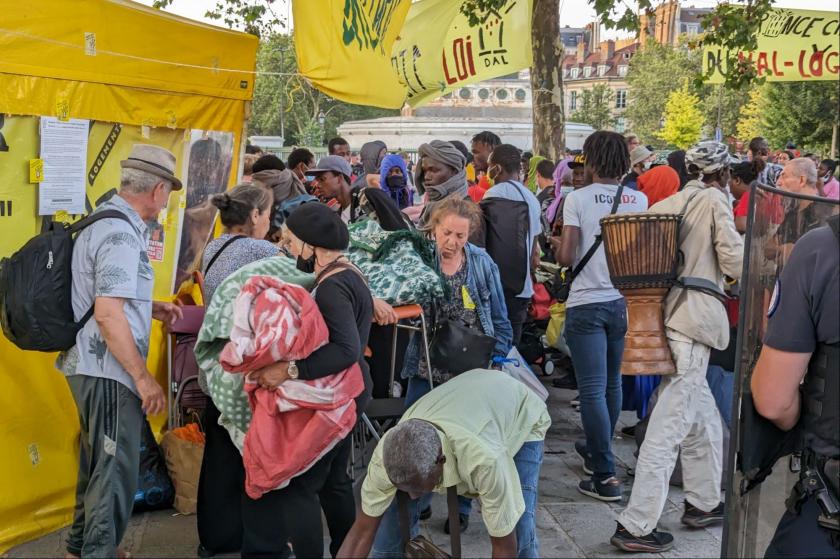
[8,379,723,558]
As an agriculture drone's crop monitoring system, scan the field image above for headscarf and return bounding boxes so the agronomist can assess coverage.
[637,165,680,207]
[360,141,387,175]
[526,156,546,193]
[379,153,411,208]
[667,150,690,188]
[545,157,572,225]
[415,140,468,226]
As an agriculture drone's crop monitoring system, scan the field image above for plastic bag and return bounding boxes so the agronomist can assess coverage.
[545,302,567,351]
[494,347,549,402]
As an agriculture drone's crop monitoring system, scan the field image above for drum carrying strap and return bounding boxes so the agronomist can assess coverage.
[673,188,728,307]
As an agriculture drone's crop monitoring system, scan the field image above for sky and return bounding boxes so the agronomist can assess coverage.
[135,0,839,39]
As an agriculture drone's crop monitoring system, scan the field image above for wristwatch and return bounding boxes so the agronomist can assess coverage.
[287,360,299,380]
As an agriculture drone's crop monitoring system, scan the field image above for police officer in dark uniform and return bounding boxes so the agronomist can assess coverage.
[751,213,840,558]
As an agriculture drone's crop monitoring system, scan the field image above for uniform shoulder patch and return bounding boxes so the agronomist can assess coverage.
[767,278,781,318]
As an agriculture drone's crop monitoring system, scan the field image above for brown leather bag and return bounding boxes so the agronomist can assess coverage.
[398,486,461,559]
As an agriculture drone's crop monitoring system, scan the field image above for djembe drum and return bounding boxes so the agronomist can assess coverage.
[599,213,681,375]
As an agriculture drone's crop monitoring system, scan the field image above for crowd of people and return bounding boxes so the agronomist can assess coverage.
[56,127,839,558]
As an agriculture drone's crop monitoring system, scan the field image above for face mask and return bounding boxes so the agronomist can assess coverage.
[305,175,315,183]
[488,165,501,182]
[386,175,407,190]
[296,244,316,274]
[644,161,653,171]
[560,186,574,197]
[823,172,833,183]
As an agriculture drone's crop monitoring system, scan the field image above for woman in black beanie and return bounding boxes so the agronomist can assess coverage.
[250,201,373,558]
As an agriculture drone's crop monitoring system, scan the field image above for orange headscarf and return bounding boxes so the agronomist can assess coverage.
[638,165,681,207]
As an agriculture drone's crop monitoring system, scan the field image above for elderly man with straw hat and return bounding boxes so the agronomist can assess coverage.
[57,144,184,559]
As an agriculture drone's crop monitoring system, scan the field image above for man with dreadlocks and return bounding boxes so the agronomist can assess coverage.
[552,131,648,504]
[612,141,743,553]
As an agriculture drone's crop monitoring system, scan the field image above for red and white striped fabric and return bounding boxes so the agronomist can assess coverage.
[220,275,363,498]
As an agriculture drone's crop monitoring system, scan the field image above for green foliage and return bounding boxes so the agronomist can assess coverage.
[736,86,767,142]
[152,0,284,36]
[572,84,615,130]
[759,82,839,153]
[702,85,750,141]
[249,34,397,146]
[697,1,774,90]
[626,41,702,147]
[657,82,704,149]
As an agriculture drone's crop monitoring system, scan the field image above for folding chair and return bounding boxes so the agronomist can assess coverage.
[351,304,434,474]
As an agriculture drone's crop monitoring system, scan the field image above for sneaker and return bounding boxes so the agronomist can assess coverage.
[610,522,674,553]
[578,476,623,502]
[443,513,469,534]
[570,394,581,407]
[419,505,432,520]
[681,500,724,528]
[574,440,594,475]
[551,373,577,390]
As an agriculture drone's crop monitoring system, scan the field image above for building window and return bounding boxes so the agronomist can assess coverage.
[583,66,592,78]
[615,89,627,109]
[598,64,608,76]
[569,91,578,111]
[496,88,509,100]
[515,88,527,101]
[478,88,490,100]
[570,67,579,79]
[618,64,628,77]
[615,116,626,134]
[459,87,471,99]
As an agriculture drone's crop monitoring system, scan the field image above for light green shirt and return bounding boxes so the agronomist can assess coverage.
[361,369,551,537]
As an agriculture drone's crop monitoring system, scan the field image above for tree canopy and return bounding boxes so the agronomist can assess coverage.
[572,84,615,131]
[658,82,704,149]
[249,34,397,146]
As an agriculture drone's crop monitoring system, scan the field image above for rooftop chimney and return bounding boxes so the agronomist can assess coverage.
[600,39,615,62]
[576,40,587,63]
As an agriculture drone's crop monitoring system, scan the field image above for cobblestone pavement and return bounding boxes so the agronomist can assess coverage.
[9,379,723,558]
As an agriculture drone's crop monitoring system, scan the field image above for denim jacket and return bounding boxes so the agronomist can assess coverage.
[401,243,513,379]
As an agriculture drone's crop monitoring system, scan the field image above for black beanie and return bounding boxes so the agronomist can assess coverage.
[286,202,349,250]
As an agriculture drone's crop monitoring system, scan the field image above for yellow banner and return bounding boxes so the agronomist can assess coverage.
[704,8,840,83]
[393,0,534,107]
[293,0,412,109]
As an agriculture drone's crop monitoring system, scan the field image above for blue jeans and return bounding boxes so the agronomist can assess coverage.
[371,440,544,558]
[565,299,627,480]
[404,376,472,517]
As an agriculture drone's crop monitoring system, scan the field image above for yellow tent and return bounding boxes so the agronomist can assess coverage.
[0,0,257,551]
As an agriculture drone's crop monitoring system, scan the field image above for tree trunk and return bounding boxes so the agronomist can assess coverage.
[530,0,564,160]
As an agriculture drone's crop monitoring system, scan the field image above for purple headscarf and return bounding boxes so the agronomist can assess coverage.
[545,157,573,225]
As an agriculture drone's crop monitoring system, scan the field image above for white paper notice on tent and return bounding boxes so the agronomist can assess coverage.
[39,117,89,215]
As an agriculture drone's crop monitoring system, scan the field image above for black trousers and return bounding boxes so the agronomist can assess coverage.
[197,400,355,558]
[765,496,839,558]
[505,294,531,347]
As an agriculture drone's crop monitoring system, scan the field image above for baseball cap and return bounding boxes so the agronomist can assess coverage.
[568,154,586,168]
[630,145,653,168]
[307,155,352,181]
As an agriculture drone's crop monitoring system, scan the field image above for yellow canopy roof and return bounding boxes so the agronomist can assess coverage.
[0,0,258,101]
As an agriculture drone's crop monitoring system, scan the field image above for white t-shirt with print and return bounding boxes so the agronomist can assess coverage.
[562,183,648,308]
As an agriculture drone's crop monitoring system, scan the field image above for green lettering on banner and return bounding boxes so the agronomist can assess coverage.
[342,0,402,53]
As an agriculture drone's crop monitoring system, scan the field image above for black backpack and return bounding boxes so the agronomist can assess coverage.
[478,182,531,298]
[0,210,131,352]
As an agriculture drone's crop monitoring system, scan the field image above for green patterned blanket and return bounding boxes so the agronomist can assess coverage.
[194,256,314,451]
[346,220,444,306]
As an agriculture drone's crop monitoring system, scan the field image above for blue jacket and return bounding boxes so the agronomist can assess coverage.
[401,243,513,379]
